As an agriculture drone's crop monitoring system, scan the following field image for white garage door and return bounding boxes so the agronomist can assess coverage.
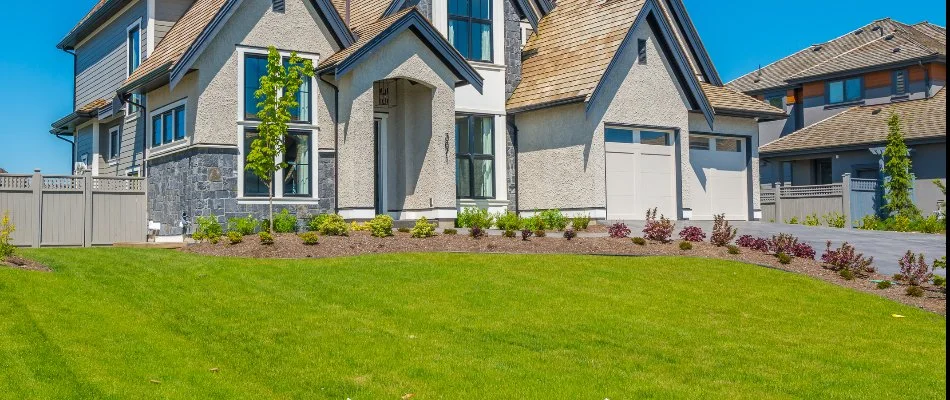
[688,135,748,220]
[605,127,676,220]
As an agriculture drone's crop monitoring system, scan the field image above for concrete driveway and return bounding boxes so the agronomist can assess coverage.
[610,220,946,276]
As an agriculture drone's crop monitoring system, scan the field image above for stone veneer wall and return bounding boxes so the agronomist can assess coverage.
[504,0,523,211]
[147,147,335,236]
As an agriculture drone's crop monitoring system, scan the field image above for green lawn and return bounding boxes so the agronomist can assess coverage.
[0,249,944,399]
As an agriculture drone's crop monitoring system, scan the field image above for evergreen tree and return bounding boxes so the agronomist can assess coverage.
[882,113,919,218]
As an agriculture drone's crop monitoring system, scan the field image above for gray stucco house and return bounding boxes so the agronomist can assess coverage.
[729,18,947,215]
[50,0,783,239]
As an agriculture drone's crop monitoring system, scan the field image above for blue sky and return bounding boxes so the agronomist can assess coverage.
[0,0,945,174]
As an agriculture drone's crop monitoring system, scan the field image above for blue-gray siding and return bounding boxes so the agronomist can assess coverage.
[74,0,148,110]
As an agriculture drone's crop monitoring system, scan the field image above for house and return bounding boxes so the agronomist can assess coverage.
[50,0,782,238]
[728,18,947,215]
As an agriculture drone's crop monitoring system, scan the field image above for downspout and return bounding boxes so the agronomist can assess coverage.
[320,73,341,214]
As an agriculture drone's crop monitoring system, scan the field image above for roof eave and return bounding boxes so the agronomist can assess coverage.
[507,96,587,114]
[785,55,945,84]
[714,108,788,121]
[57,0,131,51]
[761,135,947,157]
[118,63,173,97]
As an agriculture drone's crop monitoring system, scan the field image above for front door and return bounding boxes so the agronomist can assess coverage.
[374,115,388,215]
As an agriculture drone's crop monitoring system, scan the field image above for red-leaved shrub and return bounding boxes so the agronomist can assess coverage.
[791,242,816,259]
[899,250,932,286]
[737,235,769,251]
[642,208,675,242]
[710,214,737,246]
[608,222,631,238]
[678,226,706,242]
[767,233,800,255]
[821,241,875,277]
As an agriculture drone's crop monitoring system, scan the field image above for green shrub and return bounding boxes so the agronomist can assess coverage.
[259,219,271,232]
[785,216,799,225]
[494,212,522,231]
[803,214,821,226]
[457,207,493,229]
[905,285,924,297]
[885,215,911,232]
[350,221,370,232]
[777,252,792,265]
[443,228,458,235]
[933,275,946,288]
[856,214,883,230]
[823,212,846,228]
[876,280,892,289]
[227,215,258,235]
[307,214,329,232]
[259,231,274,245]
[0,211,15,258]
[892,273,905,281]
[572,214,592,230]
[299,231,319,245]
[521,215,544,231]
[679,241,693,251]
[311,214,347,236]
[410,217,437,238]
[502,229,516,238]
[272,209,298,233]
[368,215,394,237]
[194,215,223,243]
[631,237,646,246]
[227,231,243,245]
[839,269,855,280]
[909,215,944,234]
[727,245,740,255]
[538,209,568,231]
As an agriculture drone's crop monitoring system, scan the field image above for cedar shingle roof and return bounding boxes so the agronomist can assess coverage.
[699,82,785,118]
[319,8,412,69]
[124,0,229,87]
[77,98,111,114]
[760,88,946,155]
[330,0,392,33]
[729,18,946,93]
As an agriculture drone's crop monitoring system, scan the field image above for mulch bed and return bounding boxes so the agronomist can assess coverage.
[184,231,946,315]
[1,255,52,272]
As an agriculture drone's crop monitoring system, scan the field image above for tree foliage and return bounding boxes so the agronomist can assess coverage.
[882,113,919,218]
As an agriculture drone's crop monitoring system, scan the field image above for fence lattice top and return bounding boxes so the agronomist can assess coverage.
[43,176,85,190]
[0,175,32,189]
[93,177,144,192]
[780,183,843,198]
[850,178,879,192]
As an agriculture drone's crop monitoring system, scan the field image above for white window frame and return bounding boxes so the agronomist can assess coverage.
[689,134,746,153]
[126,18,144,117]
[147,98,189,157]
[107,126,121,164]
[236,46,320,203]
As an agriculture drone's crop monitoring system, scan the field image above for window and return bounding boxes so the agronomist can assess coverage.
[283,58,311,123]
[766,94,784,109]
[108,127,120,161]
[456,114,494,198]
[715,138,742,152]
[640,131,669,146]
[827,77,862,104]
[689,136,710,150]
[605,127,634,143]
[893,69,908,95]
[637,39,647,65]
[605,126,671,145]
[813,158,833,185]
[243,131,271,197]
[283,132,311,196]
[244,54,269,120]
[448,0,492,62]
[127,22,142,114]
[150,104,187,147]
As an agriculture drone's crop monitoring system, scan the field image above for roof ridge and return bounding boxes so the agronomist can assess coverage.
[786,35,890,79]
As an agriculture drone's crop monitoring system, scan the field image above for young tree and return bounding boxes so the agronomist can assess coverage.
[882,112,919,218]
[245,47,314,231]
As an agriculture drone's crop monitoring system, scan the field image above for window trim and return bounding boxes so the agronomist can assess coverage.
[455,113,496,200]
[107,126,121,163]
[239,127,317,199]
[148,98,188,150]
[688,134,746,152]
[825,76,864,105]
[237,47,318,125]
[448,0,494,63]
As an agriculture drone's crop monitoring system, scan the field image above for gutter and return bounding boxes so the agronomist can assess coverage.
[320,73,341,214]
[761,136,947,158]
[784,55,944,85]
[506,96,586,115]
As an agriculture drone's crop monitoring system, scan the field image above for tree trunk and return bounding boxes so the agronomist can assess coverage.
[267,181,274,233]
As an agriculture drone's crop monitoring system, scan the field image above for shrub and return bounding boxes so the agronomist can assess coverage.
[521,229,533,241]
[313,214,348,236]
[299,231,319,245]
[856,214,883,231]
[885,215,911,232]
[727,245,740,255]
[898,250,932,287]
[631,237,646,246]
[892,273,905,281]
[791,242,816,259]
[608,222,631,239]
[259,231,274,245]
[767,233,800,256]
[272,209,298,233]
[839,270,855,280]
[821,241,875,278]
[877,280,893,289]
[395,227,410,233]
[228,215,258,235]
[443,228,458,235]
[538,209,568,231]
[679,241,693,251]
[457,207,493,229]
[502,229,516,238]
[227,231,243,245]
[469,226,485,239]
[905,285,925,297]
[909,215,944,234]
[572,214,592,230]
[642,208,674,242]
[194,215,223,243]
[823,212,847,228]
[785,216,799,224]
[710,214,737,246]
[533,229,547,238]
[521,215,545,231]
[368,215,394,238]
[777,252,792,265]
[410,217,437,238]
[0,211,15,258]
[494,212,522,231]
[678,226,706,242]
[803,214,821,226]
[259,219,271,233]
[932,275,946,288]
[935,256,947,270]
[563,228,577,240]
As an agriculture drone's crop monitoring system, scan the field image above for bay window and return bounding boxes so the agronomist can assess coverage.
[448,0,492,62]
[455,114,494,199]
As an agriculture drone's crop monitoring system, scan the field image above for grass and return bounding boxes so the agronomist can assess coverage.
[0,249,945,399]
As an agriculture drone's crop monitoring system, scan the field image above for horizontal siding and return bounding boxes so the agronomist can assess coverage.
[98,117,146,177]
[74,0,147,109]
[76,125,94,167]
[155,0,196,44]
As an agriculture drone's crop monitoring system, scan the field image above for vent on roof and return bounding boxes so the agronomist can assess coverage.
[871,108,882,115]
[854,28,864,35]
[885,33,895,40]
[811,45,823,52]
[893,47,901,53]
[871,25,884,36]
[273,0,285,13]
[521,48,538,61]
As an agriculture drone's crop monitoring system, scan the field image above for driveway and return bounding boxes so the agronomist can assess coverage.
[609,220,946,276]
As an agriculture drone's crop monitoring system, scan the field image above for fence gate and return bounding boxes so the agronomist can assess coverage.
[0,170,146,247]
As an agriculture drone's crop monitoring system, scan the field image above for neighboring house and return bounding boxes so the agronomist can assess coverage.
[728,18,947,214]
[50,0,782,238]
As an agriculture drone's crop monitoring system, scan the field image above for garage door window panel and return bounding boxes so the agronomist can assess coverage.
[715,138,741,152]
[689,136,710,150]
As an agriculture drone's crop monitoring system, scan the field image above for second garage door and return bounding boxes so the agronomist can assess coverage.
[688,135,749,220]
[605,127,676,220]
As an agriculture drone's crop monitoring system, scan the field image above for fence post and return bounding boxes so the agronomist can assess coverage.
[31,169,42,248]
[83,172,93,247]
[774,182,783,223]
[842,173,852,229]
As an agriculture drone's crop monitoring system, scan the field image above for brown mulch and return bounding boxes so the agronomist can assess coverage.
[1,255,52,272]
[184,231,947,315]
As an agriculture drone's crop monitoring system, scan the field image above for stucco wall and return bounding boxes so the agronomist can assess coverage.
[334,30,458,213]
[516,20,693,216]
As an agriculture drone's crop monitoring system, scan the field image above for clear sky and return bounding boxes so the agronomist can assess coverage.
[0,0,945,174]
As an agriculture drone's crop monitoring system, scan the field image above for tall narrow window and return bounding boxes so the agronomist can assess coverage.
[448,0,492,62]
[813,158,833,185]
[284,58,311,123]
[893,69,907,95]
[127,23,142,113]
[243,130,271,197]
[244,54,269,120]
[455,114,494,198]
[283,132,311,196]
[174,106,186,140]
[152,115,162,147]
[637,39,647,65]
[108,128,120,160]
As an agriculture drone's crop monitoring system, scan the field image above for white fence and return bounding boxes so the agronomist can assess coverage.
[0,170,146,247]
